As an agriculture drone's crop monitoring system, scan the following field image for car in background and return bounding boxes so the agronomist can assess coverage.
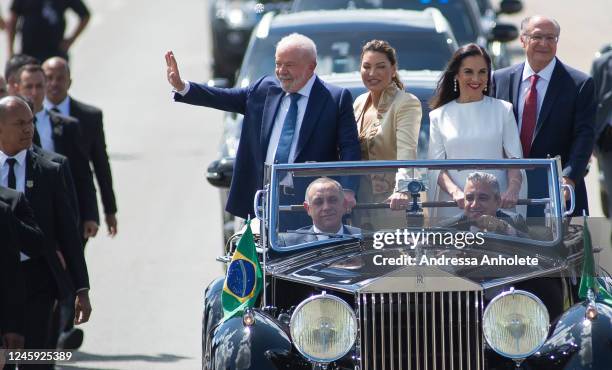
[475,0,523,16]
[207,0,290,83]
[290,0,521,67]
[206,8,457,243]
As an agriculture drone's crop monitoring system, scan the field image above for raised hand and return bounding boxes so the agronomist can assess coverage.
[165,51,185,91]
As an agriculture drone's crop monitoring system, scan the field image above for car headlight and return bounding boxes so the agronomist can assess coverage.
[290,293,357,363]
[483,289,549,359]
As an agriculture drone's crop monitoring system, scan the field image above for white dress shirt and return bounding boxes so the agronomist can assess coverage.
[0,148,30,261]
[0,149,27,193]
[517,58,556,131]
[264,74,316,165]
[44,95,71,116]
[313,224,345,241]
[35,109,55,152]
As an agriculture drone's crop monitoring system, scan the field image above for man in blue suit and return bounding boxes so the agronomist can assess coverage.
[490,16,596,216]
[165,33,360,219]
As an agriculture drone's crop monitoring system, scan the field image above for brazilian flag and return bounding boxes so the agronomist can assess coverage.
[578,215,612,307]
[222,220,263,320]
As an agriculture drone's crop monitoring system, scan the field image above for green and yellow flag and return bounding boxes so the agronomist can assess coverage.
[222,220,263,320]
[578,216,612,307]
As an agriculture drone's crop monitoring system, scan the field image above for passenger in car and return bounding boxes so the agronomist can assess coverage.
[165,33,361,221]
[428,43,525,220]
[282,177,360,246]
[352,40,422,230]
[439,172,528,237]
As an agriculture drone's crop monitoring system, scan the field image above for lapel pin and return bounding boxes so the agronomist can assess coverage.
[26,180,34,188]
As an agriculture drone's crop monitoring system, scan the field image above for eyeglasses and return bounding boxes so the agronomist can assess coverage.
[523,33,559,44]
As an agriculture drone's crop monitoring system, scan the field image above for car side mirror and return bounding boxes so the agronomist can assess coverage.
[498,0,523,14]
[489,23,519,43]
[206,157,234,188]
[206,78,230,88]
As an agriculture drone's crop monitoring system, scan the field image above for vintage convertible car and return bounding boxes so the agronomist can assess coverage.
[202,159,612,369]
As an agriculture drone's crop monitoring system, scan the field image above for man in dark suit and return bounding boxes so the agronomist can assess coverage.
[1,186,43,352]
[4,54,39,95]
[591,45,612,217]
[1,202,27,352]
[15,63,99,238]
[438,172,529,237]
[0,236,24,353]
[165,33,360,219]
[490,15,596,216]
[0,96,91,365]
[42,57,118,236]
[282,177,361,246]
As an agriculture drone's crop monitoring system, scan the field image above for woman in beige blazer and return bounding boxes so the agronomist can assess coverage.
[353,40,422,229]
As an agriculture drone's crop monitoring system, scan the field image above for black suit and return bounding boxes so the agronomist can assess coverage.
[24,149,89,295]
[491,58,596,215]
[0,202,26,336]
[31,145,80,226]
[592,50,612,147]
[0,186,45,258]
[7,150,90,353]
[0,186,44,336]
[69,98,117,216]
[41,110,98,225]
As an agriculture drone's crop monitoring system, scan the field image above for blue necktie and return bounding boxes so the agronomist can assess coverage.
[274,93,301,163]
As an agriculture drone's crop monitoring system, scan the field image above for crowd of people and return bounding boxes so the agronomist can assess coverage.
[166,15,602,223]
[0,1,118,368]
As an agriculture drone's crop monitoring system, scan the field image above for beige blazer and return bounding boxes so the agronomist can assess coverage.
[353,84,422,162]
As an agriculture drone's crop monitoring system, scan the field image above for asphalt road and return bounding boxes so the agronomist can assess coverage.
[3,0,224,368]
[0,0,609,369]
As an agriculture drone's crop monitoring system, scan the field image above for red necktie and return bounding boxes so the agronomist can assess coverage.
[520,74,539,157]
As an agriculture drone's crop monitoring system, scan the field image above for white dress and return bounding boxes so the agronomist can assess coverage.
[427,96,526,219]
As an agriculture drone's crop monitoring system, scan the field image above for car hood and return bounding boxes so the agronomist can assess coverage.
[272,241,564,294]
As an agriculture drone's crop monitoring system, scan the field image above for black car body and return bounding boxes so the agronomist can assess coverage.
[206,8,458,242]
[290,0,521,68]
[202,158,612,369]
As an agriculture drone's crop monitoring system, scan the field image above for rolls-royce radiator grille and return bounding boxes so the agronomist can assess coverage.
[358,291,484,370]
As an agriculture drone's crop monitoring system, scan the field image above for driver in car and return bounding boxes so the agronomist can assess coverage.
[441,172,529,237]
[282,177,360,245]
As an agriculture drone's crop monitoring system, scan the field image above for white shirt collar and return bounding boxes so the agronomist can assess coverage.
[522,58,556,82]
[44,95,70,115]
[313,224,344,235]
[0,148,28,167]
[285,74,316,99]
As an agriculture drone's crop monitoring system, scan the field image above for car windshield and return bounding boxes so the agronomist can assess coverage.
[237,30,454,86]
[266,160,564,252]
[290,0,479,44]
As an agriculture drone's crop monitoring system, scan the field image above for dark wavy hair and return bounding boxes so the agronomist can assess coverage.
[429,43,492,109]
[361,39,404,90]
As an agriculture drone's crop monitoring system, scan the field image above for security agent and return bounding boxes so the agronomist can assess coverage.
[0,96,91,365]
[439,172,529,237]
[282,178,360,246]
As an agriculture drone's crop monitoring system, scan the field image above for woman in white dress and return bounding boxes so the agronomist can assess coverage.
[428,43,524,219]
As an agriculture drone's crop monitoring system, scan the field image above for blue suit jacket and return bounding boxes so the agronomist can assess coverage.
[490,58,596,215]
[175,75,360,218]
